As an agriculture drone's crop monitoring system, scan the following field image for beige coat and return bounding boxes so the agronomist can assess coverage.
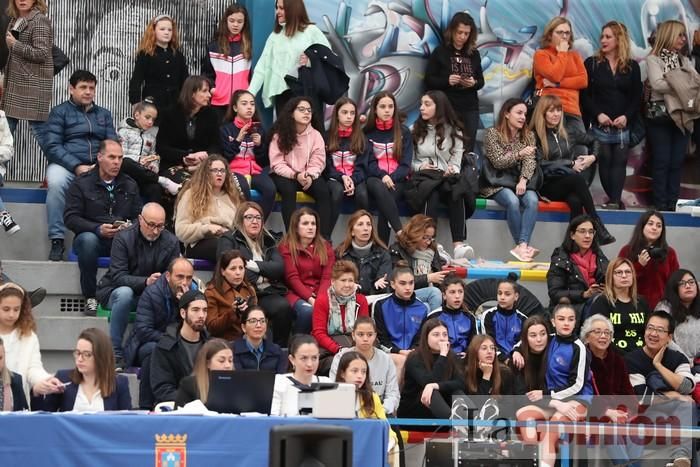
[662,67,700,133]
[174,189,237,246]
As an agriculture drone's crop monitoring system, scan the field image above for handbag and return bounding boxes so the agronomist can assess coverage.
[645,100,671,122]
[481,156,543,191]
[52,46,69,75]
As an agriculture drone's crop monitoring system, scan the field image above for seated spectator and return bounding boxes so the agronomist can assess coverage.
[117,98,181,200]
[463,334,514,396]
[205,250,257,341]
[0,336,28,411]
[43,69,118,261]
[96,202,180,367]
[217,201,290,346]
[31,328,131,411]
[174,338,233,408]
[428,274,476,356]
[0,109,19,236]
[511,315,549,409]
[335,210,392,297]
[324,97,370,229]
[547,214,609,314]
[174,155,241,262]
[155,76,219,185]
[269,96,333,239]
[656,269,700,361]
[150,290,210,405]
[270,335,332,416]
[478,276,527,362]
[220,90,275,219]
[480,98,540,262]
[279,207,335,335]
[397,318,463,422]
[64,139,142,316]
[619,210,679,309]
[375,265,430,384]
[0,283,62,401]
[389,214,446,312]
[329,317,400,415]
[232,306,287,373]
[529,95,615,244]
[586,257,648,353]
[311,260,369,374]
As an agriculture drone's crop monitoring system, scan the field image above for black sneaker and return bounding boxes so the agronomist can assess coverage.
[0,211,20,235]
[28,287,47,308]
[114,357,127,372]
[84,298,98,316]
[48,239,64,261]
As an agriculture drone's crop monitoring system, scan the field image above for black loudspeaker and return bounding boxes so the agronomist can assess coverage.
[269,424,353,467]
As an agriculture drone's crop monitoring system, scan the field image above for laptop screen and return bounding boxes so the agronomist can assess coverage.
[206,370,276,414]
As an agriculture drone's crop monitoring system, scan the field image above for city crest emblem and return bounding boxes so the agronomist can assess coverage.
[155,433,187,467]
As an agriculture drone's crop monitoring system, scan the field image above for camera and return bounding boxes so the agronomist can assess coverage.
[234,297,245,307]
[646,246,665,260]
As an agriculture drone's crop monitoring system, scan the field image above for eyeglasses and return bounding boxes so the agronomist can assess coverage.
[678,279,697,287]
[141,217,166,230]
[243,214,263,222]
[209,168,227,175]
[575,229,596,236]
[589,329,613,337]
[554,30,572,36]
[613,270,633,277]
[295,106,313,113]
[245,318,267,326]
[645,325,669,335]
[73,350,94,360]
[421,236,435,243]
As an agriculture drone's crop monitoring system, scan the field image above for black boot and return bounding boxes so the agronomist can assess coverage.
[593,217,616,246]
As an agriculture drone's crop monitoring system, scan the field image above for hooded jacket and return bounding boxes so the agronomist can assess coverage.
[374,293,429,353]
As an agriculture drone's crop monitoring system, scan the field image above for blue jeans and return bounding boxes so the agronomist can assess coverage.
[647,119,689,209]
[492,188,538,245]
[73,232,111,298]
[46,163,75,240]
[108,286,137,359]
[0,195,5,212]
[232,169,277,220]
[415,286,442,312]
[292,299,313,334]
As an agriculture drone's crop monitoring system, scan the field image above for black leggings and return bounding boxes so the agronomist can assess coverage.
[424,188,475,243]
[597,142,629,204]
[540,173,599,220]
[270,174,333,239]
[121,158,163,203]
[328,179,369,228]
[366,177,406,244]
[184,238,219,263]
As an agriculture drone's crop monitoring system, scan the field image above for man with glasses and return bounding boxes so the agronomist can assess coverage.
[624,310,694,467]
[96,202,180,368]
[64,139,141,317]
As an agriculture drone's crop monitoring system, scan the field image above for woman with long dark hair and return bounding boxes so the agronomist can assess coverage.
[656,269,700,361]
[463,334,513,396]
[618,210,679,308]
[425,12,483,152]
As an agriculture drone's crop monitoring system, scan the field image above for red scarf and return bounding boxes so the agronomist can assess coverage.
[571,249,597,287]
[375,118,393,131]
[338,126,352,138]
[234,116,250,129]
[228,34,241,42]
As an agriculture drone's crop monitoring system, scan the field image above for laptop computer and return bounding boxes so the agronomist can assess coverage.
[206,370,276,414]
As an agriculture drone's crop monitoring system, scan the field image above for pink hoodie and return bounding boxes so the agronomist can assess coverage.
[269,126,326,179]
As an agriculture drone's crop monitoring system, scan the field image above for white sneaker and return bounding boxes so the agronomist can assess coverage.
[158,177,182,196]
[453,243,474,260]
[437,243,453,264]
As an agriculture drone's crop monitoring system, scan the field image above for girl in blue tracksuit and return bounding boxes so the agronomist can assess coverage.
[426,274,476,357]
[541,303,593,467]
[478,277,527,362]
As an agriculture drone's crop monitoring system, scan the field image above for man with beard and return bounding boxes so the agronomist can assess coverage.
[150,290,209,405]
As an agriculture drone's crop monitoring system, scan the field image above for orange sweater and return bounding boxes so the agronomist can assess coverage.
[533,46,588,116]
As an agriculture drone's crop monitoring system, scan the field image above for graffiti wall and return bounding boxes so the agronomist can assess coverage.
[7,0,700,206]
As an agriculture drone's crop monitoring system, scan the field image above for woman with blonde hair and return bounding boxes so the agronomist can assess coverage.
[582,21,642,210]
[530,95,615,244]
[175,338,233,408]
[533,16,587,152]
[586,257,649,353]
[645,20,698,211]
[175,154,242,262]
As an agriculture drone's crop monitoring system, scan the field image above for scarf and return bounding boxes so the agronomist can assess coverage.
[228,34,241,42]
[411,248,435,276]
[351,240,372,258]
[327,285,358,335]
[570,249,598,287]
[375,118,393,131]
[338,126,352,138]
[233,116,250,129]
[659,48,681,73]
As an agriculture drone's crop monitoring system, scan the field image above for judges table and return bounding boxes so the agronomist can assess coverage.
[0,412,389,466]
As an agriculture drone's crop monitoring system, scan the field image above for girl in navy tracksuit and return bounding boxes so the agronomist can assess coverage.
[220,89,275,219]
[325,97,369,228]
[364,91,413,244]
[478,277,527,362]
[541,303,593,467]
[426,274,476,356]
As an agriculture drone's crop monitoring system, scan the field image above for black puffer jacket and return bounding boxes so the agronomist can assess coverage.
[338,243,392,295]
[389,242,445,290]
[216,229,285,289]
[546,246,608,311]
[536,128,600,181]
